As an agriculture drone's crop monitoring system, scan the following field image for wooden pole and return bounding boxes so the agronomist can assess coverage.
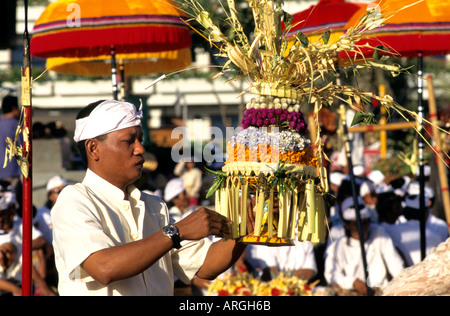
[21,0,33,296]
[347,121,418,133]
[426,75,450,232]
[378,84,387,158]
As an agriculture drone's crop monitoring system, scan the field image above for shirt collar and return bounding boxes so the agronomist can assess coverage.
[83,169,141,204]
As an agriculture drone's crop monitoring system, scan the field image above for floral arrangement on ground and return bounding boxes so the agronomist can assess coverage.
[206,271,316,296]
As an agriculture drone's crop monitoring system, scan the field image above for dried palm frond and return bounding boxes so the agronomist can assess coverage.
[175,0,449,190]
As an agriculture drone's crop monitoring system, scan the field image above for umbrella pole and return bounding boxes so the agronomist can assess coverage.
[110,45,119,100]
[119,60,126,101]
[337,73,372,296]
[417,52,426,261]
[21,0,33,296]
[339,105,373,296]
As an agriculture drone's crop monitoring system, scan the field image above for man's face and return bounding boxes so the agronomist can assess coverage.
[0,209,14,232]
[95,126,145,190]
[344,218,370,240]
[173,190,190,210]
[48,185,67,206]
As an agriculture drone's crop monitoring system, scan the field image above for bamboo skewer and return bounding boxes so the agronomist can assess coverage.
[426,76,450,232]
[240,179,248,236]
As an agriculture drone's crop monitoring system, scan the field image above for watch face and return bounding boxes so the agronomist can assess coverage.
[164,224,178,237]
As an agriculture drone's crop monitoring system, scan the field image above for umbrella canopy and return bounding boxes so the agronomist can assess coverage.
[286,0,366,43]
[30,0,191,58]
[45,48,192,76]
[344,0,450,57]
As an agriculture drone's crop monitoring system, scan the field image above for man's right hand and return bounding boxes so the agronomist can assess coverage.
[176,207,231,241]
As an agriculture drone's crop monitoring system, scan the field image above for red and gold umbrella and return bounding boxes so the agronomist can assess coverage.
[344,0,450,57]
[31,0,192,99]
[30,0,191,58]
[285,0,366,44]
[45,48,192,77]
[345,0,450,260]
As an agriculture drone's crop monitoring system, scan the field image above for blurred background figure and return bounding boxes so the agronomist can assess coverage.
[174,158,202,207]
[35,175,68,245]
[324,196,404,295]
[164,177,193,223]
[0,95,23,205]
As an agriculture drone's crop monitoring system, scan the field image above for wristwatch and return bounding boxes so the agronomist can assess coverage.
[163,224,182,249]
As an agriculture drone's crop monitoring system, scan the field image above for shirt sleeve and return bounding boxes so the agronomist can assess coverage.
[170,237,213,284]
[51,185,117,282]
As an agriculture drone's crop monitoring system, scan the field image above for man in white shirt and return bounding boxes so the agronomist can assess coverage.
[52,100,252,296]
[324,197,404,295]
[247,238,317,281]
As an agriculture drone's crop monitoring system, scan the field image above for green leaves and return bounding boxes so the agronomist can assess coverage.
[321,29,331,45]
[373,45,390,61]
[351,112,377,126]
[296,31,309,48]
[205,168,227,199]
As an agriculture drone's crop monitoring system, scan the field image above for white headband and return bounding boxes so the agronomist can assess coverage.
[74,100,143,142]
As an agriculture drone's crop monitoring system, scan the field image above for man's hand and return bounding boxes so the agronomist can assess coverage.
[353,279,368,296]
[176,207,231,241]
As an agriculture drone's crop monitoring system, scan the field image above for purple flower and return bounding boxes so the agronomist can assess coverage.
[264,119,270,125]
[275,108,282,115]
[280,114,287,120]
[267,112,274,119]
[287,114,292,121]
[256,119,263,127]
[270,118,277,125]
[289,121,296,129]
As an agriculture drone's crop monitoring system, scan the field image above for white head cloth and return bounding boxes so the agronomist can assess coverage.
[74,100,143,142]
[341,196,371,221]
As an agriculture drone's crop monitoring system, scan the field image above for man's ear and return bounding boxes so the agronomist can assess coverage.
[85,139,100,162]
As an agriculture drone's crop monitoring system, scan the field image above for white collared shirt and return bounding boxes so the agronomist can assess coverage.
[324,225,405,290]
[51,169,212,296]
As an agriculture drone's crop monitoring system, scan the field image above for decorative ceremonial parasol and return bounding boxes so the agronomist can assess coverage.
[344,0,450,58]
[45,47,192,146]
[285,0,365,44]
[31,0,192,99]
[45,48,192,77]
[30,0,191,58]
[345,0,450,260]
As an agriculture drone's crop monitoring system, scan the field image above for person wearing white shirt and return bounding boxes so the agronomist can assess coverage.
[34,175,68,245]
[0,192,54,296]
[247,238,317,281]
[52,100,252,296]
[164,178,194,224]
[384,194,446,267]
[324,197,404,295]
[174,159,203,206]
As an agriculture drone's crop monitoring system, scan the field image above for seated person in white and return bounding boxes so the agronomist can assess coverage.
[383,194,445,267]
[246,237,317,282]
[324,196,405,295]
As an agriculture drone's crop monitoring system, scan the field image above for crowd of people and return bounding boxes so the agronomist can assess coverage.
[147,160,449,296]
[1,95,449,296]
[1,151,449,295]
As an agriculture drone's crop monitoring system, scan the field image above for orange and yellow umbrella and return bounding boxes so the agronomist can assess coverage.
[45,48,192,77]
[30,0,191,58]
[344,0,450,57]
